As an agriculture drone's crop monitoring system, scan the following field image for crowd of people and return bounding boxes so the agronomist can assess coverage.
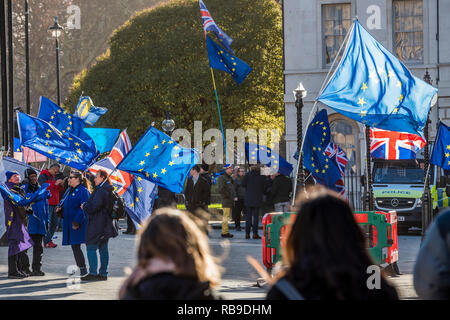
[3,165,118,281]
[2,162,450,300]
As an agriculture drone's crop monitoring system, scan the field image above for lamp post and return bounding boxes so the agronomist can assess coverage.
[48,17,63,106]
[162,111,175,135]
[422,69,433,239]
[0,0,8,149]
[364,125,374,211]
[293,83,307,190]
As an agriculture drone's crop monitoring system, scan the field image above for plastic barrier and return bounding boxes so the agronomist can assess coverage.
[262,210,398,270]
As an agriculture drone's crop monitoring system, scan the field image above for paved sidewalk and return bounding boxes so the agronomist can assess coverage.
[0,223,420,300]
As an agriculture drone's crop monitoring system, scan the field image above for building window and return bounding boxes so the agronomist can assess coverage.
[393,0,423,62]
[322,3,351,66]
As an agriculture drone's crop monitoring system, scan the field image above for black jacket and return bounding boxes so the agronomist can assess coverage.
[184,175,211,212]
[83,183,117,245]
[242,171,269,208]
[233,176,246,200]
[217,173,235,208]
[270,175,292,204]
[122,272,218,300]
[154,187,177,209]
[414,209,450,299]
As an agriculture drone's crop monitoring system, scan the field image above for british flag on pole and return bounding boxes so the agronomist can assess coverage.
[88,130,133,195]
[325,143,349,197]
[370,128,426,160]
[199,0,234,53]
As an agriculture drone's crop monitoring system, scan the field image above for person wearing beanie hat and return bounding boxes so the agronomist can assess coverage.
[23,167,50,276]
[3,171,34,279]
[217,164,234,238]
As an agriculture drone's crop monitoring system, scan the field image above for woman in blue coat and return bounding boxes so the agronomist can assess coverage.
[57,170,90,277]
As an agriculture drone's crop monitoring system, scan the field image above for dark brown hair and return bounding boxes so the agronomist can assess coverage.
[137,208,222,287]
[279,186,398,300]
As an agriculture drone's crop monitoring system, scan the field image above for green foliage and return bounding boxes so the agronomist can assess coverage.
[66,0,283,143]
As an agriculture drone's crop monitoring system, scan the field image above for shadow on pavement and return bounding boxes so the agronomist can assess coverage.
[0,281,70,295]
[0,292,83,300]
[0,277,68,289]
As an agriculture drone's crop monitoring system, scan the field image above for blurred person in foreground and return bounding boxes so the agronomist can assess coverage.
[266,186,398,300]
[119,208,222,300]
[413,208,450,300]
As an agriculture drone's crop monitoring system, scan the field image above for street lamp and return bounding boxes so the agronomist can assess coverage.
[293,82,307,190]
[422,69,435,239]
[162,111,175,134]
[48,16,63,106]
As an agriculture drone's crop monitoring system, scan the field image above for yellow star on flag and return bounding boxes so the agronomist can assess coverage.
[137,177,142,182]
[446,153,450,158]
[75,142,80,146]
[357,98,366,107]
[140,160,145,166]
[138,187,142,193]
[168,140,173,144]
[169,161,174,166]
[361,83,368,92]
[161,168,167,174]
[153,173,158,178]
[145,152,150,157]
[154,145,159,150]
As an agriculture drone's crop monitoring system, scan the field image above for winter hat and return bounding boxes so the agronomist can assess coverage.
[5,171,19,182]
[223,164,232,170]
[25,168,37,177]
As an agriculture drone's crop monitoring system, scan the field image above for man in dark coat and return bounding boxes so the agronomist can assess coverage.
[185,165,211,214]
[242,165,270,239]
[232,167,246,231]
[270,172,293,212]
[3,171,33,278]
[217,164,234,238]
[153,186,177,209]
[81,170,117,281]
[200,164,212,205]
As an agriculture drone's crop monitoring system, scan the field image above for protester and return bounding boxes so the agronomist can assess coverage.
[22,168,50,276]
[270,172,293,212]
[81,170,118,281]
[217,164,234,238]
[413,208,450,300]
[3,171,34,278]
[119,208,221,300]
[232,166,246,231]
[184,165,211,234]
[39,163,64,248]
[58,170,90,277]
[266,186,399,300]
[200,163,212,187]
[242,165,269,239]
[153,186,177,209]
[123,212,137,235]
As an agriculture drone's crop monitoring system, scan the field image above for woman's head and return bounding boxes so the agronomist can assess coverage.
[68,170,83,188]
[283,186,377,298]
[136,208,221,287]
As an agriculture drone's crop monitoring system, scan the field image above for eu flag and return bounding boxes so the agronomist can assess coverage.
[245,142,293,176]
[318,20,438,136]
[116,126,199,194]
[0,182,49,206]
[122,177,158,228]
[17,112,99,171]
[83,128,120,154]
[303,110,341,188]
[431,122,450,170]
[75,96,108,126]
[37,96,97,151]
[206,35,252,85]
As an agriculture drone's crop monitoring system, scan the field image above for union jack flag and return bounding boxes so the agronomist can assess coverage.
[325,143,348,198]
[199,0,234,53]
[370,128,426,160]
[88,130,133,195]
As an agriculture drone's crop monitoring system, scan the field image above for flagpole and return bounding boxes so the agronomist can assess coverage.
[291,20,355,206]
[210,67,228,163]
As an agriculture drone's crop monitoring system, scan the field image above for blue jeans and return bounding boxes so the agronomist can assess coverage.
[245,207,260,235]
[86,240,109,276]
[44,205,60,244]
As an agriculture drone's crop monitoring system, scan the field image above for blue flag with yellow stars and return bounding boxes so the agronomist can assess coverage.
[206,35,251,85]
[245,142,293,176]
[75,96,108,126]
[318,20,438,136]
[431,122,450,170]
[37,96,97,151]
[303,109,341,188]
[116,126,199,194]
[17,112,99,171]
[0,182,49,206]
[13,137,22,153]
[122,177,158,229]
